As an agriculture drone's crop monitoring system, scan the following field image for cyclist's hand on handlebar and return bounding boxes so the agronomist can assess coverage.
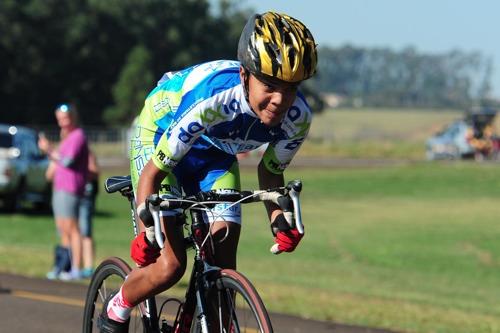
[270,213,304,254]
[130,232,161,266]
[271,228,303,254]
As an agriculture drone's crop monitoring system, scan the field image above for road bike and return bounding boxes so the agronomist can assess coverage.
[82,175,304,333]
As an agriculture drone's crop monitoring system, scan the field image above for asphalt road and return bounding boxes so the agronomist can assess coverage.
[0,272,399,333]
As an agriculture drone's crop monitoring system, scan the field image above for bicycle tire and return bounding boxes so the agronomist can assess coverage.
[191,269,273,333]
[82,257,153,333]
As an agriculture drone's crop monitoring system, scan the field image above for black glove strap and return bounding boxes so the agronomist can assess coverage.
[271,213,290,236]
[138,206,154,227]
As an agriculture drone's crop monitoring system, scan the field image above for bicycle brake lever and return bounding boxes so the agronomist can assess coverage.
[288,186,304,235]
[146,195,165,249]
[286,180,302,193]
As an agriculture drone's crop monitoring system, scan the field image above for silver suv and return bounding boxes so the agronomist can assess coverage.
[0,124,51,211]
[426,120,475,160]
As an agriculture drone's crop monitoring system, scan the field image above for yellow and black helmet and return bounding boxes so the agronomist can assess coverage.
[237,12,317,83]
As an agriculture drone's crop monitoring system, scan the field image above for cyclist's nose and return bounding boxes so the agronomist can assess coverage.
[271,90,295,110]
[271,91,285,106]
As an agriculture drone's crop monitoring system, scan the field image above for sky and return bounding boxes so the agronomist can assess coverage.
[232,0,500,98]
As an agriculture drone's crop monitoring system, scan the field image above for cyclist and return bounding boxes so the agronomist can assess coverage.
[99,11,317,332]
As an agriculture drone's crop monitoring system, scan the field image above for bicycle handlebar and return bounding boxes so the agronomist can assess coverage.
[146,180,304,251]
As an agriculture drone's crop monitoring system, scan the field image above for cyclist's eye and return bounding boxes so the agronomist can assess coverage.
[263,83,275,91]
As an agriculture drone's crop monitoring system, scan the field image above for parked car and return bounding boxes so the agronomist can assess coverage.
[0,124,51,211]
[426,120,475,160]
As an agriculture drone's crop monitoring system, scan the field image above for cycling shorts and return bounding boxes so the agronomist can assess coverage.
[131,143,242,224]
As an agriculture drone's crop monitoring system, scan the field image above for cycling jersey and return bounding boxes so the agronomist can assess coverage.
[130,60,312,223]
[131,60,312,176]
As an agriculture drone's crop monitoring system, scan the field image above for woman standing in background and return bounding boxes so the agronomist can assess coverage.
[39,104,89,280]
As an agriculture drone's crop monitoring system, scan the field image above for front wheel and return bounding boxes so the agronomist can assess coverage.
[82,257,155,333]
[192,269,273,333]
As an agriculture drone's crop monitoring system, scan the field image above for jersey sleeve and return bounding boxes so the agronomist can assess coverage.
[261,106,312,174]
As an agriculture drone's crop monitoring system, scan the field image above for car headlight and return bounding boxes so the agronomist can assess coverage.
[8,148,20,158]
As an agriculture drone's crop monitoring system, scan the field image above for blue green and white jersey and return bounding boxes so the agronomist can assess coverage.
[131,60,312,175]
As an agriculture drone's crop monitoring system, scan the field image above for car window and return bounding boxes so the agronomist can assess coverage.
[24,136,39,157]
[16,133,39,158]
[0,133,13,148]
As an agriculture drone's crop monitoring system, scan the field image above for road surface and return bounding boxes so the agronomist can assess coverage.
[0,272,398,333]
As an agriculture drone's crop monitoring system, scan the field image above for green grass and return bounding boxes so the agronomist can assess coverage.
[2,162,500,333]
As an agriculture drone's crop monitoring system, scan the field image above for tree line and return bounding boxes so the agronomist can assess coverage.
[1,0,497,127]
[314,45,496,109]
[0,0,249,126]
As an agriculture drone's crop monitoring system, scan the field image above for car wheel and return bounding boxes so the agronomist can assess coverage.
[4,177,26,212]
[2,193,18,212]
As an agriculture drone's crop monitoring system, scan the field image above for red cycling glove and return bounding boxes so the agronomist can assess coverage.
[130,232,161,266]
[271,228,304,254]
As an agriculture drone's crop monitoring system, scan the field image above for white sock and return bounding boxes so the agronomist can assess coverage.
[107,286,133,323]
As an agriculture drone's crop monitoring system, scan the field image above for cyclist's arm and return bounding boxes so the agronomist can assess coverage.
[257,160,284,223]
[136,159,168,231]
[258,103,311,224]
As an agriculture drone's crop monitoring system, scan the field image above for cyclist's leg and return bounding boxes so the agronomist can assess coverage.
[207,160,242,270]
[124,142,187,305]
[121,214,187,304]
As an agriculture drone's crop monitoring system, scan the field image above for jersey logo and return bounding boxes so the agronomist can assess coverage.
[156,150,178,168]
[178,121,205,143]
[287,107,301,121]
[222,99,241,114]
[267,159,289,172]
[153,97,171,113]
[196,108,225,124]
[284,138,304,150]
[286,106,310,139]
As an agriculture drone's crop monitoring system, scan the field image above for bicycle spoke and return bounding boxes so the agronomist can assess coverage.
[223,288,241,333]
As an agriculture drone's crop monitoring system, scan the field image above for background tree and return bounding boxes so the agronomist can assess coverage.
[103,45,154,124]
[0,0,247,126]
[0,0,495,126]
[313,45,494,109]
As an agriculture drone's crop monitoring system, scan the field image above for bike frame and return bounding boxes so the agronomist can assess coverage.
[120,188,217,333]
[172,208,221,333]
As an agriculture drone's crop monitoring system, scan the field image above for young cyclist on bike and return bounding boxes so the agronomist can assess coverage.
[99,11,317,332]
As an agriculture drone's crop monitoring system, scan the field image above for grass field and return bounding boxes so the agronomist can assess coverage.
[2,161,500,333]
[301,108,466,159]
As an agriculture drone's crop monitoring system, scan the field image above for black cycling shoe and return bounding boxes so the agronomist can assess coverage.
[97,292,130,333]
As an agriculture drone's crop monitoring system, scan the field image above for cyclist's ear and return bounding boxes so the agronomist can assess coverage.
[239,66,248,81]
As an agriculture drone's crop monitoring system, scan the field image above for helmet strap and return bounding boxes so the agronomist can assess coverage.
[242,68,251,102]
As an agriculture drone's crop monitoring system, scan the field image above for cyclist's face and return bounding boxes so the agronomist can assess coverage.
[242,69,298,127]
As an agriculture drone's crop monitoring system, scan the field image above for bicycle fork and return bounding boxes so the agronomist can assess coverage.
[174,264,217,332]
